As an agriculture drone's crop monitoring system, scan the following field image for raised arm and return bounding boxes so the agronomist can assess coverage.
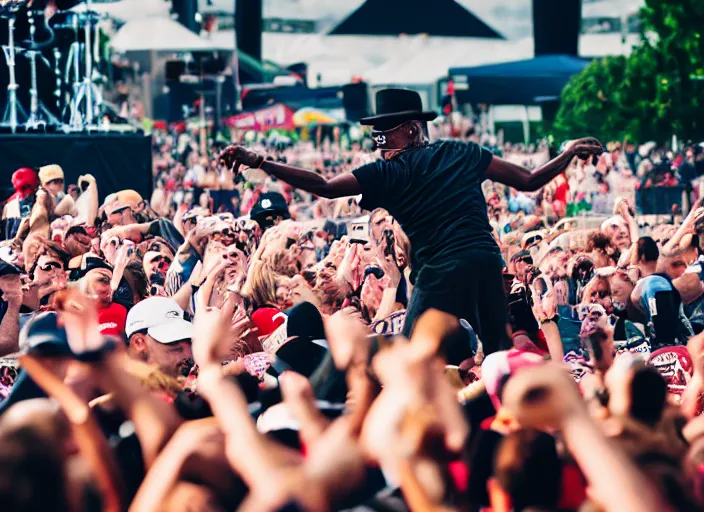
[219,146,361,199]
[486,138,603,192]
[0,275,21,356]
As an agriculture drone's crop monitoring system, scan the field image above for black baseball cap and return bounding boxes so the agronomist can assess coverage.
[250,192,290,229]
[68,255,113,282]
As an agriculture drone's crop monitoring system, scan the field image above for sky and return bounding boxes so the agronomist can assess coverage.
[256,0,643,39]
[198,1,644,40]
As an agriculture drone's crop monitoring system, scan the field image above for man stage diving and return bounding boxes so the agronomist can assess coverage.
[220,88,603,362]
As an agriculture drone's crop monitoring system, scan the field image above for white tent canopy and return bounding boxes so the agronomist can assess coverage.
[365,38,531,86]
[78,0,170,23]
[111,17,222,52]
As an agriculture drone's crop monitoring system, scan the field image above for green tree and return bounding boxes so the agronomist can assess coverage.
[638,0,704,140]
[553,56,629,141]
[553,0,704,143]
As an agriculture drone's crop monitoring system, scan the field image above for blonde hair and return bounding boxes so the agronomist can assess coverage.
[123,359,184,397]
[265,249,298,277]
[242,261,278,308]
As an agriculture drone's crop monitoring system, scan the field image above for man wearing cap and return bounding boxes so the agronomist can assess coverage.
[103,189,143,227]
[38,164,74,216]
[70,255,128,338]
[101,190,184,253]
[125,297,194,378]
[250,192,291,231]
[220,88,604,359]
[2,168,38,241]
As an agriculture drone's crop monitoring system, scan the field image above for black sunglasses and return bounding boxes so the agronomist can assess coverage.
[524,236,543,247]
[592,290,610,299]
[40,261,62,272]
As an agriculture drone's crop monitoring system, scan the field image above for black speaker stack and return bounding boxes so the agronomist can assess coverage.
[236,0,263,61]
[532,0,582,56]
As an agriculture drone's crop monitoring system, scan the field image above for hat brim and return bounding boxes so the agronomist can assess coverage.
[359,110,437,127]
[148,320,194,344]
[251,209,291,222]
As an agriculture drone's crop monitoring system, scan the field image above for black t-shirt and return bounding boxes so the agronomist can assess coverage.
[353,140,498,276]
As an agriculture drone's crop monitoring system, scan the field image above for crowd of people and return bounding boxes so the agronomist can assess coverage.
[0,92,704,512]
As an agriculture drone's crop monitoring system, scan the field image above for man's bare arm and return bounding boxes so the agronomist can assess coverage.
[486,138,603,192]
[260,160,361,199]
[220,146,362,199]
[0,275,22,356]
[0,301,20,356]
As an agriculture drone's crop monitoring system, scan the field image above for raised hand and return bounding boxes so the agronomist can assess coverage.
[682,332,704,418]
[530,279,557,323]
[280,371,330,445]
[193,284,240,367]
[324,311,371,371]
[0,274,22,305]
[563,137,605,163]
[501,363,585,430]
[375,254,401,288]
[218,145,265,173]
[110,241,133,291]
[54,288,105,355]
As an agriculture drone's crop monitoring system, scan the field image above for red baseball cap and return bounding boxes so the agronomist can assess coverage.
[98,302,127,338]
[12,168,38,198]
[251,308,286,337]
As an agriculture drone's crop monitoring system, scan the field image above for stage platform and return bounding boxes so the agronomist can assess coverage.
[0,132,153,202]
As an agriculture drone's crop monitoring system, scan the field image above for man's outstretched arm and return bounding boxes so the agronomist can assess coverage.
[486,137,603,192]
[219,146,361,199]
[260,160,362,199]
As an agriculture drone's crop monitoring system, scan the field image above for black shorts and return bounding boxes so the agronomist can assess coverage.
[402,252,510,363]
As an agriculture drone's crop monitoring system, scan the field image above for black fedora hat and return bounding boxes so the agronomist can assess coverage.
[360,88,437,129]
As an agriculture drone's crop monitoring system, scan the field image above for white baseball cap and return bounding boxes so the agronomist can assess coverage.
[125,297,193,344]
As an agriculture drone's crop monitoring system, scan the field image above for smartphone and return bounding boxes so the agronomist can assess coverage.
[350,216,370,244]
[364,266,385,280]
[383,229,396,259]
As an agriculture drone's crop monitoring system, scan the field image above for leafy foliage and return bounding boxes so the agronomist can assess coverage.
[553,0,704,143]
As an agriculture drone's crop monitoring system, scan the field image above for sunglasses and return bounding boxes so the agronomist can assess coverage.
[524,236,543,247]
[591,290,610,300]
[110,205,130,216]
[47,178,64,185]
[151,255,172,265]
[40,261,62,272]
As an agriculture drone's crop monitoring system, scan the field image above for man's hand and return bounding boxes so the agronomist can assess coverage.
[218,145,265,173]
[376,255,401,288]
[0,274,22,305]
[530,280,557,323]
[563,138,605,163]
[102,224,144,243]
[502,363,586,430]
[193,276,238,367]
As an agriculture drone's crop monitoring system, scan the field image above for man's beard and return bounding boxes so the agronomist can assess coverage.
[178,358,195,377]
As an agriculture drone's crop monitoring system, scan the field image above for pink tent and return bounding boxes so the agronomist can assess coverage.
[225,104,295,131]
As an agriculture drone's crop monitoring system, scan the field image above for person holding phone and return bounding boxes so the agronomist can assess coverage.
[220,88,604,360]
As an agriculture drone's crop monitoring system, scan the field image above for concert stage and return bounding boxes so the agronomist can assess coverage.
[0,132,152,201]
